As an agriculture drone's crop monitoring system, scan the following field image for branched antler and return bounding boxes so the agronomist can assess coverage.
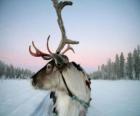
[52,0,79,53]
[29,36,52,60]
[29,0,79,60]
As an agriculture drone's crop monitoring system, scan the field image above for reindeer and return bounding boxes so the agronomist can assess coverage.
[29,0,91,116]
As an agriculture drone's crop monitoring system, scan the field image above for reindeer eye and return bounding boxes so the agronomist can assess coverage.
[46,63,52,72]
[47,64,52,69]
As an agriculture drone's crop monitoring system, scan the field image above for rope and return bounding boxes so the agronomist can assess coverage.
[72,96,90,109]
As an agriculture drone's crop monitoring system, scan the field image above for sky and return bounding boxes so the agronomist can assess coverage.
[0,0,140,73]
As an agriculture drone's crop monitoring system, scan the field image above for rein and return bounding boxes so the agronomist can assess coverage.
[60,71,73,97]
[59,71,90,109]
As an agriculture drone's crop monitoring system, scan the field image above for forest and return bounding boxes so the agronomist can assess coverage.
[90,45,140,80]
[0,60,33,79]
[1,45,140,80]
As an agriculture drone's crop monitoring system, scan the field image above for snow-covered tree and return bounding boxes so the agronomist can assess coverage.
[119,52,125,79]
[90,45,140,80]
[114,54,120,79]
[0,60,33,79]
[133,48,140,79]
[126,53,133,79]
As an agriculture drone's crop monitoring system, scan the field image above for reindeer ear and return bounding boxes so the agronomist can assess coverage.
[53,54,69,69]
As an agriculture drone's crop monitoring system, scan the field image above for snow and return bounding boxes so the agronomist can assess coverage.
[88,80,140,116]
[0,79,140,116]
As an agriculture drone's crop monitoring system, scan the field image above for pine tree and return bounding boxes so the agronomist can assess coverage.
[126,53,133,79]
[106,59,113,79]
[120,52,125,79]
[111,62,116,80]
[101,64,105,79]
[114,54,120,79]
[90,45,140,80]
[137,45,140,79]
[0,61,5,78]
[133,48,140,79]
[0,60,33,79]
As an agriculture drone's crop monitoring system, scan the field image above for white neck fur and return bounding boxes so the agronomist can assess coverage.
[54,64,91,116]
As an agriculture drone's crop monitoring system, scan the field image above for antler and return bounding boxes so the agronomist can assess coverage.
[29,0,78,60]
[62,44,75,54]
[29,36,52,60]
[46,35,53,55]
[52,0,79,54]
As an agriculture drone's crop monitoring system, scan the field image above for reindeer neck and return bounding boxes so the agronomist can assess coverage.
[53,63,90,116]
[62,63,90,101]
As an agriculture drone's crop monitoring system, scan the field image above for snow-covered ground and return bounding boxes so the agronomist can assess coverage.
[0,79,140,116]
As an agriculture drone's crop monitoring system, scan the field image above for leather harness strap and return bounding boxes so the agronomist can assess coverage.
[59,71,73,97]
[59,71,90,109]
[52,70,90,116]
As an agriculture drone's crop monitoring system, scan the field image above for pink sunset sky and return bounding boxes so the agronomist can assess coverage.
[0,0,140,73]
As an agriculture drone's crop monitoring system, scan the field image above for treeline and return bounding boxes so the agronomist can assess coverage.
[90,45,140,80]
[0,60,34,79]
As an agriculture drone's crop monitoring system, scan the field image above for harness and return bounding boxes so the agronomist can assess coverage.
[60,71,90,109]
[52,71,90,116]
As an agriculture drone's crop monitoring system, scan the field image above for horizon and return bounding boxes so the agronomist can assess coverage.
[0,0,140,73]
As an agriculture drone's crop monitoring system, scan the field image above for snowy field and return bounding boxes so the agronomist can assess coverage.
[0,79,140,116]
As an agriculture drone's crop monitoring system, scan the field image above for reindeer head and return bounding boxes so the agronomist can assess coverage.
[29,36,76,90]
[29,0,80,91]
